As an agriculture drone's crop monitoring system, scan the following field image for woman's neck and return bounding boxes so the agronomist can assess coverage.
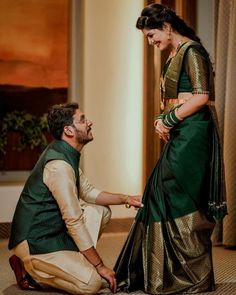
[169,35,190,57]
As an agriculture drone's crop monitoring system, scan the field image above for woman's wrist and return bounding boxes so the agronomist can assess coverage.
[161,119,173,129]
[162,106,183,128]
[175,107,184,121]
[155,112,164,121]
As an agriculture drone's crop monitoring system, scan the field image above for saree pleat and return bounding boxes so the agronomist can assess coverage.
[115,107,218,294]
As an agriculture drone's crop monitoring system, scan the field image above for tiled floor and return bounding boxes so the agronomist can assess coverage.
[1,233,236,295]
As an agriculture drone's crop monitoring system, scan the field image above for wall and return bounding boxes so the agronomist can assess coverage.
[81,0,144,217]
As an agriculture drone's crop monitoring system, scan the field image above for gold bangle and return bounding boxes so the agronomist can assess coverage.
[124,195,131,208]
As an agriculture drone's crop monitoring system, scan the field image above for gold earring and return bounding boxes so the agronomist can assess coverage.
[168,28,172,40]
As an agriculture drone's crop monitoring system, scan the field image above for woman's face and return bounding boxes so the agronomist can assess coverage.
[143,25,171,51]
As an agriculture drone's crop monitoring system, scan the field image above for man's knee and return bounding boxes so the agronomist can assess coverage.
[80,269,102,294]
[102,206,111,228]
[103,205,112,222]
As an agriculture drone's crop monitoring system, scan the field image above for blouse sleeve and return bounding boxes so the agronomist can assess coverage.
[184,47,210,94]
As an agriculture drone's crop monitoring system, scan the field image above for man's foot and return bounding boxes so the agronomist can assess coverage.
[9,255,42,290]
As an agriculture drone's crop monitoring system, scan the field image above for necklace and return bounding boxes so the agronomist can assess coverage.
[169,40,183,58]
[176,40,183,50]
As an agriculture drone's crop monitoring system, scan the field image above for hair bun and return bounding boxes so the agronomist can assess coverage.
[136,16,149,29]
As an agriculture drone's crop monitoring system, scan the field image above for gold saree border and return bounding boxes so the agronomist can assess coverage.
[143,210,214,294]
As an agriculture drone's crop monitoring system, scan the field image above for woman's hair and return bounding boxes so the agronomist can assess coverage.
[136,3,200,43]
[47,102,79,139]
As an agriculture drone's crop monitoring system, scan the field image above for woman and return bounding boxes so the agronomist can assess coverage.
[114,4,227,294]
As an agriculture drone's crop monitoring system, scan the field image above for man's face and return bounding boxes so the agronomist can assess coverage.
[72,109,93,145]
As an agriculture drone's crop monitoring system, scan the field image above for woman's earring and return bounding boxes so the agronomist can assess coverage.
[168,28,172,40]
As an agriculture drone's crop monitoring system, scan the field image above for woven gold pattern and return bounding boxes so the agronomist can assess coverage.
[184,47,209,93]
[143,211,214,294]
[143,223,163,292]
[1,235,236,294]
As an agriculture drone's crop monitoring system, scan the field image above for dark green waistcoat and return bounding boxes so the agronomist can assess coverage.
[8,140,80,254]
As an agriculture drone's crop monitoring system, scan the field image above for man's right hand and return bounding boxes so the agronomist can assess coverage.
[96,264,117,293]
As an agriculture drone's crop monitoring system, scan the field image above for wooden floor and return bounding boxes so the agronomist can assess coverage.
[1,234,236,295]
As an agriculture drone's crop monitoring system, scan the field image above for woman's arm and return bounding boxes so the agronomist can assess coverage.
[176,93,209,119]
[177,46,211,118]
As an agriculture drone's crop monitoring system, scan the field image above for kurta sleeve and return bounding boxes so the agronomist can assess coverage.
[79,168,101,203]
[184,47,210,94]
[43,160,94,251]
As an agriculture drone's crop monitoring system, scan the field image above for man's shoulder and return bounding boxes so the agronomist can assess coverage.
[45,159,72,171]
[45,148,67,161]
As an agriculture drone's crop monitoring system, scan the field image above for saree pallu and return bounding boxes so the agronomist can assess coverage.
[115,106,217,294]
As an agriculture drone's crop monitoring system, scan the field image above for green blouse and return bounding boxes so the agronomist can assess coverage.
[162,41,215,99]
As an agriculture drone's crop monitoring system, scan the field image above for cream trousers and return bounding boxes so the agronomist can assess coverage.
[12,203,111,294]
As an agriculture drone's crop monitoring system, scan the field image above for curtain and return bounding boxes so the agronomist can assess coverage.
[214,0,236,247]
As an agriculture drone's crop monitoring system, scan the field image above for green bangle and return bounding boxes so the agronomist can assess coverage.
[169,110,180,124]
[155,112,164,121]
[174,107,184,121]
[162,114,174,128]
[162,108,181,128]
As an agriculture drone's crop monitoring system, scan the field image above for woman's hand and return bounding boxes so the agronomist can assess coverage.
[154,119,171,142]
[96,264,117,293]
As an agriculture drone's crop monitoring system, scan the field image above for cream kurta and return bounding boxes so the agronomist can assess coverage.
[43,160,102,251]
[12,160,111,294]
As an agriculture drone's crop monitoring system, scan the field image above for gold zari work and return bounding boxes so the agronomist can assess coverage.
[144,211,214,294]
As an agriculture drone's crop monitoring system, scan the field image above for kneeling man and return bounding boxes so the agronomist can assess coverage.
[8,102,142,294]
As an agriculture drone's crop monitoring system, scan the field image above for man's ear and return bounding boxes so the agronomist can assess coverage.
[64,125,74,137]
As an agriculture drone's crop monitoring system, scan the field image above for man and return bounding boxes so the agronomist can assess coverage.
[8,102,142,294]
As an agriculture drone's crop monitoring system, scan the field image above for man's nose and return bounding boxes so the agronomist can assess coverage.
[87,120,93,126]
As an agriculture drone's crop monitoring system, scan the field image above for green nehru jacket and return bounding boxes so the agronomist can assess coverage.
[8,140,81,254]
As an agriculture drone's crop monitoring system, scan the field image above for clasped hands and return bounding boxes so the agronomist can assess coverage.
[154,119,172,142]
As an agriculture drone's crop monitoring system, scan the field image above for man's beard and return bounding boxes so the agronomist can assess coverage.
[75,130,93,145]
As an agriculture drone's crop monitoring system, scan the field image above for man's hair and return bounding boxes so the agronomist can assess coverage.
[47,102,79,139]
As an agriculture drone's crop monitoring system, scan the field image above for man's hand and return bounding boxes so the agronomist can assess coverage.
[96,264,117,293]
[81,247,117,292]
[126,195,143,209]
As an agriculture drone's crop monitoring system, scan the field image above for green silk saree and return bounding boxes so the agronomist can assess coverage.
[114,41,226,294]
